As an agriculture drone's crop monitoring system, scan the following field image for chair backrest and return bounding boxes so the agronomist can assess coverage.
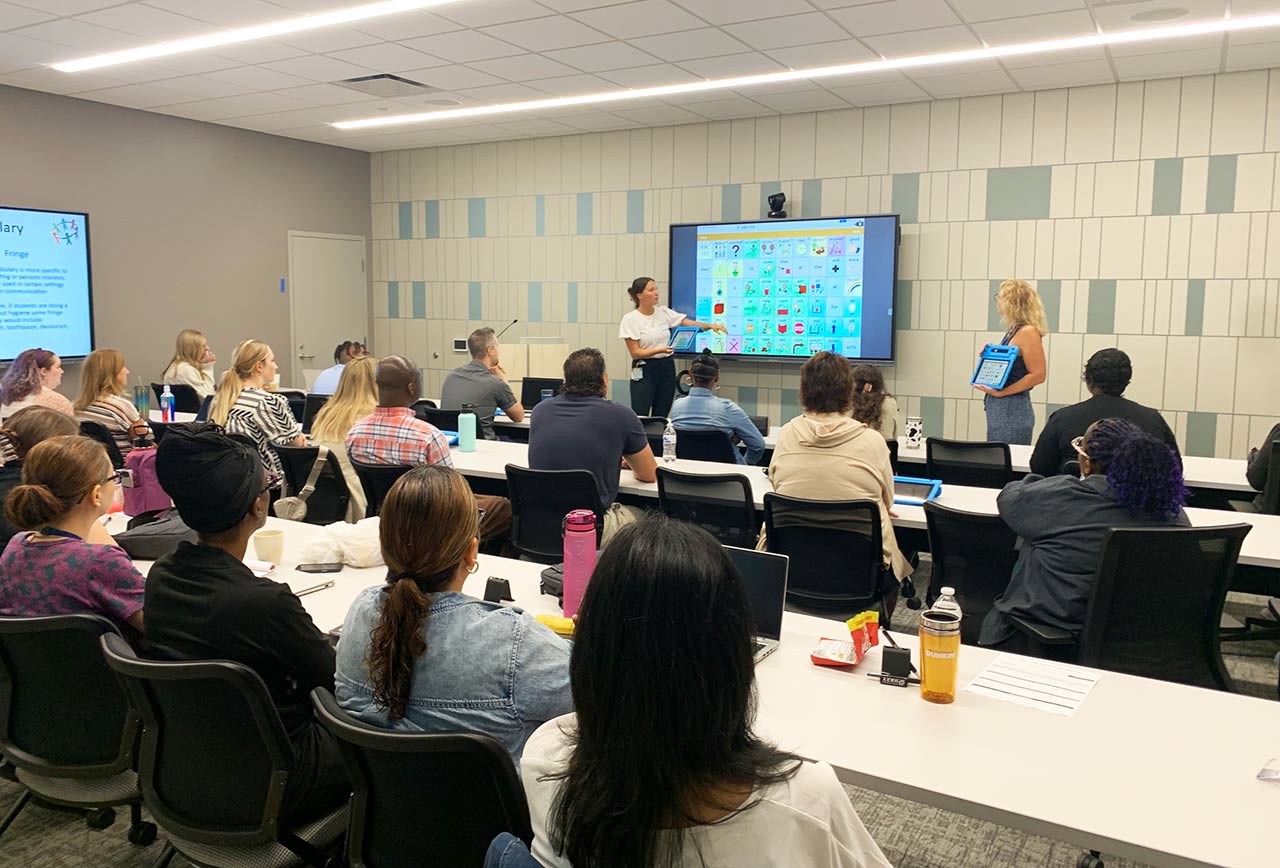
[151,421,172,445]
[195,394,213,422]
[283,392,306,424]
[638,416,666,455]
[301,394,330,435]
[1258,441,1280,514]
[748,415,769,436]
[99,632,295,846]
[271,445,352,525]
[152,383,203,414]
[1077,524,1251,690]
[79,419,126,469]
[674,427,738,464]
[925,438,1014,488]
[923,502,1019,644]
[887,438,899,474]
[504,464,602,563]
[351,460,413,518]
[420,406,460,433]
[520,378,562,409]
[411,399,438,420]
[762,493,885,611]
[312,688,532,868]
[0,614,137,777]
[656,467,756,548]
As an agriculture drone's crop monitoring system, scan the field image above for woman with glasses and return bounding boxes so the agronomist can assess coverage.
[978,417,1189,649]
[0,435,145,633]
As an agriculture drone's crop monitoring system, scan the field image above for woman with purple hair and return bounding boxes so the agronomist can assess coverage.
[978,417,1190,649]
[0,348,74,423]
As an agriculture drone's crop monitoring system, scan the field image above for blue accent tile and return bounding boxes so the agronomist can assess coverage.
[1151,158,1183,216]
[467,198,486,238]
[985,166,1052,221]
[920,396,945,437]
[988,280,1005,331]
[1037,279,1062,333]
[528,281,543,323]
[626,190,645,234]
[567,282,578,324]
[721,184,741,223]
[1206,155,1237,214]
[760,183,778,219]
[891,174,920,224]
[576,192,593,235]
[780,388,801,424]
[468,281,483,321]
[737,385,758,417]
[1186,412,1217,458]
[412,281,426,319]
[801,178,822,218]
[1087,279,1117,334]
[398,202,412,240]
[387,281,399,319]
[535,195,545,237]
[895,280,912,330]
[1185,278,1205,336]
[425,200,440,239]
[611,378,630,406]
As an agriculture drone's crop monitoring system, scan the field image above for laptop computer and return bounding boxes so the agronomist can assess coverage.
[724,546,789,664]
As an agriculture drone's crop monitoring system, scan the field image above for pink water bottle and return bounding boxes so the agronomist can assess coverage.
[562,509,597,618]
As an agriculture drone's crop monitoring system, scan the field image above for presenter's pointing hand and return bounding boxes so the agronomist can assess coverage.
[710,323,728,334]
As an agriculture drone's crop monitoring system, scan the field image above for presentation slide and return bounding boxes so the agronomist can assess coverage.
[669,215,898,362]
[0,206,94,362]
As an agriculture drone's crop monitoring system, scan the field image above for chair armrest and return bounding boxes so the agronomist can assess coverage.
[1228,500,1258,514]
[1005,614,1077,646]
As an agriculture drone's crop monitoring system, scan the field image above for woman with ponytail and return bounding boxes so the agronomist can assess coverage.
[849,364,899,441]
[336,465,571,762]
[979,417,1190,648]
[210,340,303,485]
[0,435,145,632]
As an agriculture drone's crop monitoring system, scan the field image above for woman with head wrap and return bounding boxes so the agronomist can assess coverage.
[667,350,765,465]
[143,423,349,823]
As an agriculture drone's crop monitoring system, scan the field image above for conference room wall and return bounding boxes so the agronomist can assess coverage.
[0,85,371,395]
[369,69,1280,460]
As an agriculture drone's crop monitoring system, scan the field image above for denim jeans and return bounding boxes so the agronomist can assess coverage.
[485,833,543,868]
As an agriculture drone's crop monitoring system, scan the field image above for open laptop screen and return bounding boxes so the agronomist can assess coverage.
[724,546,788,642]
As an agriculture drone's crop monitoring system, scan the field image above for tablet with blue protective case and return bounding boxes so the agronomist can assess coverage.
[892,476,942,506]
[668,326,701,352]
[970,344,1019,390]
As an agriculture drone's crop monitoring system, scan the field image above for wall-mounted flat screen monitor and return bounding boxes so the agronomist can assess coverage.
[0,206,94,362]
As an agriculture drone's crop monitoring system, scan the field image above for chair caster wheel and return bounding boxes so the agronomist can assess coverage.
[128,821,158,846]
[1077,851,1104,868]
[906,597,923,610]
[85,807,116,830]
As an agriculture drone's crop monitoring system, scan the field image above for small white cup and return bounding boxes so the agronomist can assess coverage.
[905,416,924,449]
[253,529,284,564]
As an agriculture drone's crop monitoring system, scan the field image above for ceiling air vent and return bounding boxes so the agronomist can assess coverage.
[337,74,439,98]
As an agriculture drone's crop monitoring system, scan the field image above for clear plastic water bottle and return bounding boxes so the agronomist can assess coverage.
[662,420,677,463]
[458,402,477,453]
[160,384,175,422]
[932,586,963,622]
[562,509,597,618]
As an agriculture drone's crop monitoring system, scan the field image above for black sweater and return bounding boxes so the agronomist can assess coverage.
[1029,393,1179,476]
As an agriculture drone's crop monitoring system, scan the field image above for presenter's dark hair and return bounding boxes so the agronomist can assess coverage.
[850,364,891,430]
[561,348,607,398]
[1083,348,1132,397]
[1084,418,1186,518]
[545,515,800,868]
[627,276,655,308]
[689,349,720,385]
[799,351,854,415]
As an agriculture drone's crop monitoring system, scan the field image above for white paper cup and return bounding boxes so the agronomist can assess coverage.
[253,529,284,564]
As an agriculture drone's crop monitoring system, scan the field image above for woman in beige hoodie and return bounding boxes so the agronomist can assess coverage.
[762,352,912,584]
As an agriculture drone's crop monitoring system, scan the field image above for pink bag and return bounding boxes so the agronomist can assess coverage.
[123,448,172,517]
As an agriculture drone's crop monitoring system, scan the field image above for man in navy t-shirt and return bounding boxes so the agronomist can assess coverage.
[528,348,656,541]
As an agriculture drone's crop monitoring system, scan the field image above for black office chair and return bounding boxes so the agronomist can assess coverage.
[1230,441,1279,514]
[763,494,890,620]
[277,390,307,424]
[150,421,172,445]
[195,394,214,422]
[749,415,769,436]
[520,377,562,409]
[923,502,1020,645]
[99,633,347,868]
[887,439,899,474]
[411,399,438,420]
[79,420,126,469]
[638,416,667,456]
[0,615,155,845]
[351,459,413,518]
[151,383,202,415]
[271,445,352,525]
[1006,524,1252,691]
[311,688,532,868]
[420,406,461,432]
[504,465,603,564]
[674,427,739,464]
[657,467,756,548]
[925,438,1015,488]
[301,395,330,435]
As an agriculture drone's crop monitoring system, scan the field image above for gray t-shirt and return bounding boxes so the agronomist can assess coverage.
[440,360,518,440]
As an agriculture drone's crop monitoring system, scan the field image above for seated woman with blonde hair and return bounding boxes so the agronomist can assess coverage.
[210,340,304,487]
[74,349,150,458]
[307,356,377,521]
[161,328,217,401]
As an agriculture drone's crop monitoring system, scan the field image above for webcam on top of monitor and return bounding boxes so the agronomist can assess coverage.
[767,192,787,219]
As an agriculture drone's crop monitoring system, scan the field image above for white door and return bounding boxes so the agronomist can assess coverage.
[288,231,368,390]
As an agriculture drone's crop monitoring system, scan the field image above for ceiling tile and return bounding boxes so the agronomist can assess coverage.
[627,27,749,61]
[326,42,447,73]
[677,52,785,78]
[402,30,525,62]
[597,62,702,86]
[722,13,852,51]
[765,39,880,69]
[949,0,1085,23]
[826,76,930,105]
[1000,45,1106,68]
[481,16,610,50]
[77,5,212,39]
[905,57,1002,79]
[609,102,707,124]
[863,26,982,57]
[76,81,204,109]
[749,88,849,112]
[534,0,634,11]
[274,82,385,105]
[7,0,120,14]
[0,31,72,69]
[0,65,128,91]
[458,82,554,101]
[273,26,382,54]
[1090,0,1225,32]
[668,0,813,25]
[148,53,242,74]
[1224,39,1280,72]
[1112,46,1222,80]
[571,0,704,39]
[11,18,144,51]
[262,54,377,83]
[668,94,770,119]
[970,9,1097,44]
[909,66,1018,98]
[0,2,54,31]
[543,40,654,71]
[205,40,309,64]
[405,64,507,90]
[434,0,554,28]
[1107,33,1222,57]
[205,65,315,90]
[347,11,463,40]
[551,109,637,130]
[501,117,588,134]
[526,72,617,95]
[1006,58,1114,89]
[140,0,291,27]
[829,0,960,37]
[153,74,256,99]
[470,53,582,81]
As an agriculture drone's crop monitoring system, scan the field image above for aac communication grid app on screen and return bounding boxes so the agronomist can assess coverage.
[692,218,866,358]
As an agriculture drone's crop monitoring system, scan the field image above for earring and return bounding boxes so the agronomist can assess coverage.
[467,562,479,574]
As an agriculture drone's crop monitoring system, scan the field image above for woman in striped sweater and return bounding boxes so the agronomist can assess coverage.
[74,349,150,459]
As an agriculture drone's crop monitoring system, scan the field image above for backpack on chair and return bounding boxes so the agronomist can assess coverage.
[273,446,330,522]
[123,447,171,520]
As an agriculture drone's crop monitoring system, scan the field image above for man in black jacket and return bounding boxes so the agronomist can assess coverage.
[1029,348,1179,476]
[1246,422,1280,509]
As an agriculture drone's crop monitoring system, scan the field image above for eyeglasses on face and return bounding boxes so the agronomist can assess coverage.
[1070,436,1089,460]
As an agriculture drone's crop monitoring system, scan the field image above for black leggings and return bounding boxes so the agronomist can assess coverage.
[629,356,677,418]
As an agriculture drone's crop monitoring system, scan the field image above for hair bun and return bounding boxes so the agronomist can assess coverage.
[4,482,67,530]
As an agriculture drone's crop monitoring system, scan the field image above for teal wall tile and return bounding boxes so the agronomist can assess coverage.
[567,281,578,324]
[411,281,426,319]
[535,195,545,236]
[1205,155,1237,214]
[398,202,412,240]
[759,182,778,219]
[576,192,593,235]
[801,179,822,218]
[1184,278,1205,336]
[626,190,645,233]
[895,279,912,329]
[1037,279,1062,332]
[1186,411,1217,458]
[387,281,399,319]
[611,378,630,406]
[985,166,1052,221]
[737,385,758,417]
[780,388,800,424]
[988,280,1005,331]
[1086,279,1116,334]
[920,396,945,437]
[1151,158,1183,216]
[528,281,543,322]
[721,184,741,222]
[891,173,920,224]
[467,198,486,237]
[425,200,440,239]
[468,281,482,320]
[1047,403,1066,418]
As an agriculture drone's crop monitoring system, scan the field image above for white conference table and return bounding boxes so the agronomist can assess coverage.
[446,439,1280,570]
[124,517,1278,868]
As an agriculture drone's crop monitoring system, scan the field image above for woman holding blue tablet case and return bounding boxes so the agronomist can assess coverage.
[975,280,1048,445]
[620,276,725,417]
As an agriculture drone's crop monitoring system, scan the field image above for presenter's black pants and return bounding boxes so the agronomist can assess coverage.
[630,356,676,418]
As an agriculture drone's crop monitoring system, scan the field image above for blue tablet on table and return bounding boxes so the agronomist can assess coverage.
[440,431,460,445]
[893,476,942,506]
[970,344,1020,390]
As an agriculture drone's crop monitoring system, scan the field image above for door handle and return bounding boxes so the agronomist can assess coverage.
[299,354,315,360]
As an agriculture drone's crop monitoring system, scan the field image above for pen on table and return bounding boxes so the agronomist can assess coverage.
[880,628,918,674]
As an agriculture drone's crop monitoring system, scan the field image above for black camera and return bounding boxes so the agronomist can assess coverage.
[767,192,787,219]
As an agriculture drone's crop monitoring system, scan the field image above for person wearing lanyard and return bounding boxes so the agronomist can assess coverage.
[619,276,725,418]
[974,279,1047,445]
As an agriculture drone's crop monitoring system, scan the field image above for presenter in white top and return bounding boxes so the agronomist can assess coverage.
[619,276,725,417]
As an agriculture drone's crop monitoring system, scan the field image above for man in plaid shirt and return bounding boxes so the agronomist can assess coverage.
[346,355,511,545]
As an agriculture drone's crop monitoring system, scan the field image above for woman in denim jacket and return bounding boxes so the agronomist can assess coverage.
[335,465,572,764]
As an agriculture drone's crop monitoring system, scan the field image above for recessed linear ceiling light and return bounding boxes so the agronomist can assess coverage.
[50,0,463,73]
[334,12,1280,131]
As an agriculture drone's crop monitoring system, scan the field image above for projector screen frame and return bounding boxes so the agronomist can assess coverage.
[0,204,96,364]
[666,213,900,365]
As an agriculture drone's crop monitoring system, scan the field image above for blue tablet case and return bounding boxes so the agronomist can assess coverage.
[970,344,1020,390]
[892,476,942,506]
[668,326,701,352]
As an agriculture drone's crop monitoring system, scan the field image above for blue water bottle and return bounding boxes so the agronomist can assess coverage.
[458,402,477,453]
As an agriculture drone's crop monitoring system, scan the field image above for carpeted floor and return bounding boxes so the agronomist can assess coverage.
[3,558,1275,868]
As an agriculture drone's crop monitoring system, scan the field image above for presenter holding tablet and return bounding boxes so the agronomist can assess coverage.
[975,280,1047,444]
[620,276,726,417]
